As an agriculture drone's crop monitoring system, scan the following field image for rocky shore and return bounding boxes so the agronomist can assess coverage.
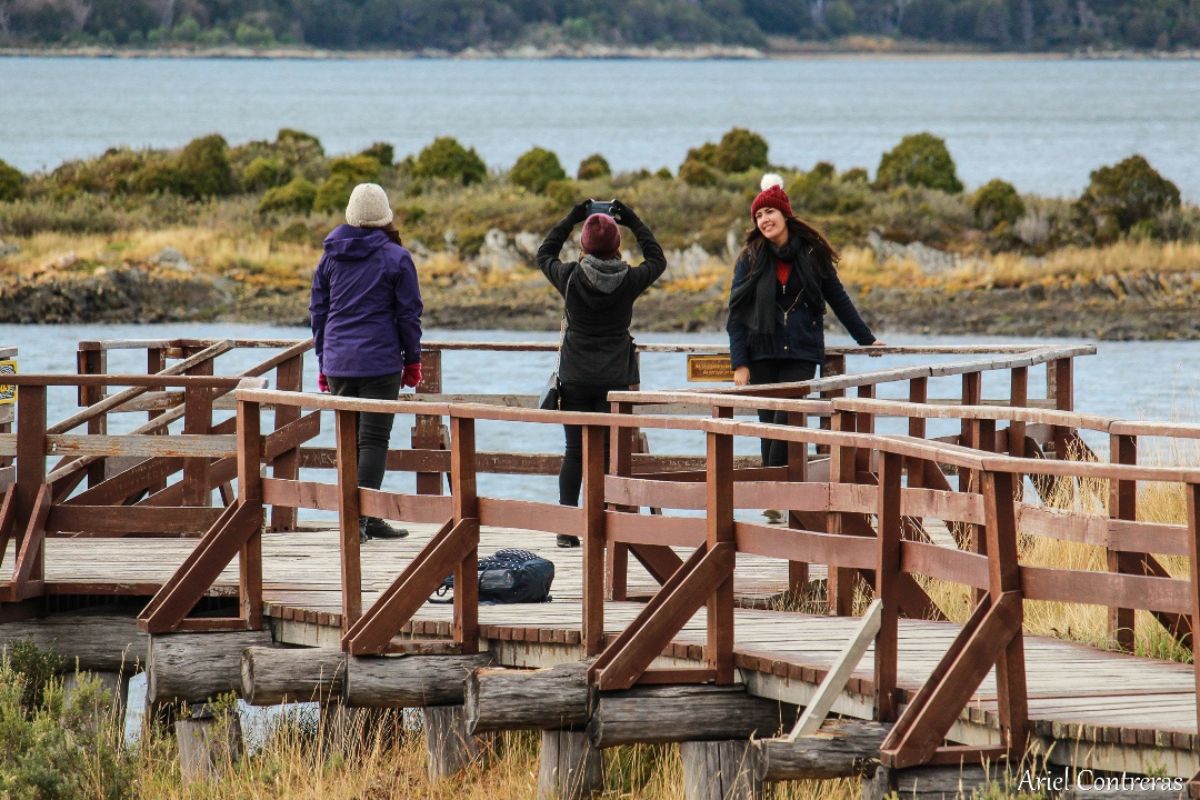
[2,260,1196,340]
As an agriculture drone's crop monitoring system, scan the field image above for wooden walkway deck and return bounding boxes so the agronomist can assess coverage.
[24,521,1200,779]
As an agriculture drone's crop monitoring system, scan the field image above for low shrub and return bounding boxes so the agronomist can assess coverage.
[260,177,317,214]
[577,153,611,180]
[1076,154,1181,242]
[328,154,384,185]
[510,146,567,194]
[876,132,963,194]
[0,158,24,202]
[360,141,395,167]
[679,158,719,187]
[176,133,238,199]
[242,156,291,191]
[413,136,487,185]
[680,128,769,175]
[972,179,1025,229]
[313,172,357,215]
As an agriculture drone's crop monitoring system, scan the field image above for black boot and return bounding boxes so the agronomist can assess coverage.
[556,534,580,548]
[361,516,409,540]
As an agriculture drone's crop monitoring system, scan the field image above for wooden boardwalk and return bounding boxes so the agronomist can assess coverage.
[25,521,1200,778]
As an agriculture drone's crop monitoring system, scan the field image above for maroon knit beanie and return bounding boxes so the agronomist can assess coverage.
[580,213,621,258]
[750,173,793,219]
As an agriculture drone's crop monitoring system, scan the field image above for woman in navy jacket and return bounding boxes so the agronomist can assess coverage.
[727,174,884,467]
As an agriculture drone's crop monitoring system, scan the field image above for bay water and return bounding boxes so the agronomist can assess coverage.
[3,57,1200,199]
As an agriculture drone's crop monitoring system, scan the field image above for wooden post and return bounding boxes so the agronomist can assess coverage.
[960,371,981,448]
[982,470,1029,757]
[582,424,606,656]
[706,427,734,685]
[413,348,445,495]
[1187,482,1200,737]
[76,346,107,488]
[268,353,302,532]
[1108,433,1138,652]
[816,353,846,455]
[335,408,362,630]
[606,401,635,601]
[15,384,47,589]
[785,406,810,595]
[681,740,761,800]
[146,346,167,495]
[451,416,479,654]
[828,409,858,616]
[176,704,244,785]
[539,729,604,800]
[422,705,492,780]
[875,451,902,723]
[182,384,213,507]
[237,397,263,630]
[1048,357,1074,460]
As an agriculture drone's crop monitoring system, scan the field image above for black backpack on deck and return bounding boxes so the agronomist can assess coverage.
[431,548,555,604]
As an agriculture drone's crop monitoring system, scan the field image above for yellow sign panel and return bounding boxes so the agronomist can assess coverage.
[0,359,15,405]
[686,354,733,382]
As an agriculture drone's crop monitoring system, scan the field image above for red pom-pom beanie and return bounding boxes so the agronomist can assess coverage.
[750,173,793,219]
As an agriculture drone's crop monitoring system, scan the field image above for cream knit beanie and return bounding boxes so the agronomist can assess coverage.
[345,183,394,227]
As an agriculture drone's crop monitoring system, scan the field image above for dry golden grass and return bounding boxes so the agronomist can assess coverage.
[128,710,860,799]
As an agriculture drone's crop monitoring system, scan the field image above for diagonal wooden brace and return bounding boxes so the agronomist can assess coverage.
[880,591,1022,769]
[10,483,50,598]
[0,485,16,571]
[342,517,478,655]
[595,541,735,691]
[137,501,260,633]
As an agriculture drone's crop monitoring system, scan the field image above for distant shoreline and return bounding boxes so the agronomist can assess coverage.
[2,43,1198,62]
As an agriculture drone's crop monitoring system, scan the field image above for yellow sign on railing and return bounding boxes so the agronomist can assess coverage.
[0,359,16,404]
[686,354,733,382]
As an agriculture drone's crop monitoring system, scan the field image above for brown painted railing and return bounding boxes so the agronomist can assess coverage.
[115,379,1200,769]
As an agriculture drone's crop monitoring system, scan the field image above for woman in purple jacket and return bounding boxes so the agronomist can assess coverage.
[310,183,423,542]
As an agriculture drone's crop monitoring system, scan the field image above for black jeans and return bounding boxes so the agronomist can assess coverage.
[326,372,403,491]
[558,381,623,506]
[748,359,818,467]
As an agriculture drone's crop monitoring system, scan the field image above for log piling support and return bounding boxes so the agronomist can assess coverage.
[176,703,244,785]
[465,661,592,734]
[422,704,494,781]
[681,740,761,800]
[147,629,273,705]
[538,729,604,800]
[588,684,787,748]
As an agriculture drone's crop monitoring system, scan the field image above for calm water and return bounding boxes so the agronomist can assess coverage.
[3,57,1200,199]
[3,323,1198,494]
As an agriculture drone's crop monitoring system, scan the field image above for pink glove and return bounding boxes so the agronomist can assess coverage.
[317,372,329,393]
[402,362,423,389]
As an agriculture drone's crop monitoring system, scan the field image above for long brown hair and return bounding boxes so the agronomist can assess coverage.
[380,222,403,247]
[742,216,839,277]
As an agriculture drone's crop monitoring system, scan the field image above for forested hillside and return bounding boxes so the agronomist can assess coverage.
[1,0,1197,53]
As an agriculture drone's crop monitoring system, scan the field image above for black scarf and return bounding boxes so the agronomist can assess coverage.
[728,237,822,354]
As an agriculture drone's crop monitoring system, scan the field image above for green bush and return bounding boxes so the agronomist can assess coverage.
[259,177,317,214]
[130,156,185,195]
[328,154,383,184]
[276,128,325,157]
[679,158,719,187]
[176,133,237,198]
[681,128,768,175]
[361,141,395,167]
[413,137,487,185]
[577,153,611,180]
[510,146,567,194]
[972,179,1025,229]
[0,650,134,799]
[0,158,25,202]
[876,132,963,193]
[713,127,769,173]
[842,167,869,184]
[242,156,291,191]
[789,163,838,213]
[313,172,357,214]
[1076,154,1181,241]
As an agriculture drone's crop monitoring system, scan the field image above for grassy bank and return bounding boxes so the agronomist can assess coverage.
[1,127,1198,336]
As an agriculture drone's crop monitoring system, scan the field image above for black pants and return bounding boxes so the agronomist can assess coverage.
[748,359,818,467]
[326,372,403,491]
[558,381,623,506]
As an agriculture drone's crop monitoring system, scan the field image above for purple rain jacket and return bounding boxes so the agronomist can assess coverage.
[309,224,423,378]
